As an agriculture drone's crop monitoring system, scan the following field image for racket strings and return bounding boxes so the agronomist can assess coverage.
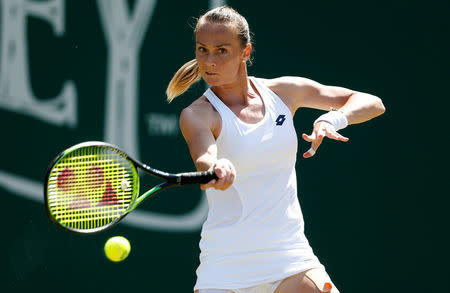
[46,146,138,231]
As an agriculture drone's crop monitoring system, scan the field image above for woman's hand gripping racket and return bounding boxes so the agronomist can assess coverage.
[44,141,217,234]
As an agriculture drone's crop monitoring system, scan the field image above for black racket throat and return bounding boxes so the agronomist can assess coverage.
[132,160,216,185]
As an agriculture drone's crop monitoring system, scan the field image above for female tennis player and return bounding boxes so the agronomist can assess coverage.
[167,6,385,293]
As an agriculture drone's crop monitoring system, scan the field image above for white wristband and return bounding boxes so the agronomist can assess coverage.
[313,109,348,131]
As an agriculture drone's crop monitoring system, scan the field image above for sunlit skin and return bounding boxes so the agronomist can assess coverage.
[195,24,241,86]
[195,22,253,107]
[188,16,385,293]
[182,21,385,192]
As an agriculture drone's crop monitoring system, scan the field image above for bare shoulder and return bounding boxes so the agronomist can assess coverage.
[181,96,218,122]
[179,96,221,136]
[256,76,324,113]
[258,76,322,94]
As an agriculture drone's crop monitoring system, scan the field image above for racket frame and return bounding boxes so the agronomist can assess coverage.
[44,141,216,234]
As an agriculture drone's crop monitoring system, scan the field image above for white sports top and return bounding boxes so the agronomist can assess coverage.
[194,77,323,290]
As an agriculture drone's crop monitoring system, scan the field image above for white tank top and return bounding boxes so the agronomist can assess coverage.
[194,77,323,290]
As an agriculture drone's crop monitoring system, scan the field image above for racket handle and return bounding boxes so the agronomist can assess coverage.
[177,170,218,185]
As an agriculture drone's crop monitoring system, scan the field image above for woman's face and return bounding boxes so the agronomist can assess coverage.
[195,22,249,86]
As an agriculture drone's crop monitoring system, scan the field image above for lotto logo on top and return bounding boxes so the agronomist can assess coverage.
[275,115,286,126]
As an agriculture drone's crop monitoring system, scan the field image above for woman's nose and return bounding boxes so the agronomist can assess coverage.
[206,54,216,67]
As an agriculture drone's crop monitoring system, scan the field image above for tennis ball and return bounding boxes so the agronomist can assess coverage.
[104,236,131,262]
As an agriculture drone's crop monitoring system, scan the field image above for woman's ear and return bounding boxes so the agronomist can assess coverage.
[242,43,252,62]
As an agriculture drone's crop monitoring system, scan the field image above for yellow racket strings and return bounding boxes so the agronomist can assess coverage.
[46,146,137,230]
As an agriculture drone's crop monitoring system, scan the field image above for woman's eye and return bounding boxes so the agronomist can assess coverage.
[218,48,227,54]
[197,47,206,53]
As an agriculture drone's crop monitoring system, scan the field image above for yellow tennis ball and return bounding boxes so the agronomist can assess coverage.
[104,236,131,262]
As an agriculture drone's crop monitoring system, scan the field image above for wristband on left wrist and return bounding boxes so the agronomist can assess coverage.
[313,108,348,131]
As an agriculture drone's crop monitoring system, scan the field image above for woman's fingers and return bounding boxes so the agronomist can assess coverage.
[303,148,316,158]
[302,133,316,158]
[302,137,322,158]
[202,159,236,190]
[302,123,349,158]
[200,179,216,190]
[302,129,325,158]
[215,162,235,190]
[325,130,349,142]
[301,133,315,142]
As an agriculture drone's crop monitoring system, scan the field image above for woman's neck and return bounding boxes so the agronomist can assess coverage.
[210,63,257,106]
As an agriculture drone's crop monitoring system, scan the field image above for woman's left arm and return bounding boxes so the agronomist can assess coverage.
[267,76,386,157]
[317,88,386,125]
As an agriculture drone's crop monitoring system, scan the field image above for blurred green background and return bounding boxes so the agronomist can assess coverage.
[0,0,447,292]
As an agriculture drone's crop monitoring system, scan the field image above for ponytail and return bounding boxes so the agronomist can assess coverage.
[166,59,202,102]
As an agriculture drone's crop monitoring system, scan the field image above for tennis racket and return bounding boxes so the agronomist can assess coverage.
[44,141,216,234]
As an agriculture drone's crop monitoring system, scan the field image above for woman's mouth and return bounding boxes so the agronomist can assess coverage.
[205,72,217,76]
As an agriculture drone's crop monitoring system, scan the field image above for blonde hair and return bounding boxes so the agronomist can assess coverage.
[166,6,251,102]
[166,59,201,102]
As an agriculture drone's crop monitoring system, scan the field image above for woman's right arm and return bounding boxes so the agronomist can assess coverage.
[179,100,235,190]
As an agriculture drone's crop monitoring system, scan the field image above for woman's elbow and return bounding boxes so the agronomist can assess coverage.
[363,93,385,117]
[373,96,386,116]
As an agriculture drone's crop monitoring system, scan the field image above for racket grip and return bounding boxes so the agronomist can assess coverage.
[177,170,218,185]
